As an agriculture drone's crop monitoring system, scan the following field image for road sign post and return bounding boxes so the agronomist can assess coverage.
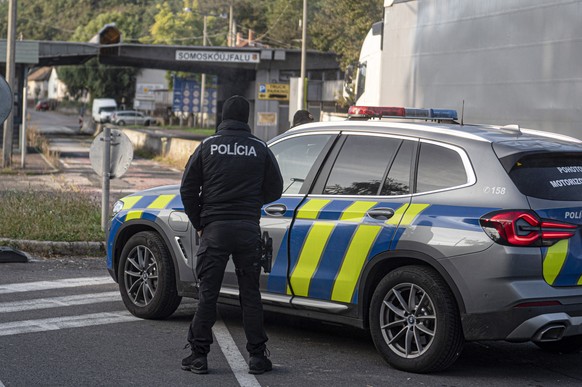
[101,126,111,231]
[89,128,134,232]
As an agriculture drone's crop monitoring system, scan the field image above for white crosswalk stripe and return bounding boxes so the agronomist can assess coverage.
[0,291,121,313]
[0,277,133,336]
[0,276,113,294]
[0,312,140,336]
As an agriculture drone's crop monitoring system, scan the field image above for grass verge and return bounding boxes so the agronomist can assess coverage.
[0,190,103,242]
[157,126,215,136]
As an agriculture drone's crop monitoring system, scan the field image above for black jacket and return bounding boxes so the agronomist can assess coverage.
[180,119,284,230]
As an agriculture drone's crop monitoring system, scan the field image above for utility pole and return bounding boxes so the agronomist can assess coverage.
[228,2,234,47]
[2,0,17,168]
[200,15,207,128]
[298,0,307,110]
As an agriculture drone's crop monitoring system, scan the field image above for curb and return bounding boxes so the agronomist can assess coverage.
[0,238,106,258]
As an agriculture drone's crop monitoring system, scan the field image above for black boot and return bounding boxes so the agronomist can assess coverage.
[249,350,272,375]
[182,351,208,374]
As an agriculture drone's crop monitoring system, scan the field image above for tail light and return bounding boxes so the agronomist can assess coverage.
[480,210,577,247]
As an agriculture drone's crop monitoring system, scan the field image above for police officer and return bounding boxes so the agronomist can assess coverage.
[180,95,283,375]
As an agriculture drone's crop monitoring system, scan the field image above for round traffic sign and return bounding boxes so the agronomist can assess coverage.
[89,129,134,179]
[0,76,13,125]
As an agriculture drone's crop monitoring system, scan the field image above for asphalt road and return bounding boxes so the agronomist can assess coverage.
[27,109,183,196]
[1,257,582,387]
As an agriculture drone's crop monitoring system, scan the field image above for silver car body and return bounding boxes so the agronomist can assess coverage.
[107,117,582,370]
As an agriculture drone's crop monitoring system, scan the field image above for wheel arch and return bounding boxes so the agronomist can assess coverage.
[357,250,466,329]
[111,220,179,283]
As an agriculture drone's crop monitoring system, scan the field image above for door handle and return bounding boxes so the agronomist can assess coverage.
[367,208,395,221]
[264,203,287,216]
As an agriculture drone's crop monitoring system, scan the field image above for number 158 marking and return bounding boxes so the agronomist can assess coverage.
[484,186,506,195]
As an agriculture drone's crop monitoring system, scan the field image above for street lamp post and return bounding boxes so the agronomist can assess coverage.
[200,15,207,128]
[2,0,17,168]
[297,0,307,111]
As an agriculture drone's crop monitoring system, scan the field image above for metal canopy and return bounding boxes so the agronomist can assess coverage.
[98,43,339,74]
[0,40,339,74]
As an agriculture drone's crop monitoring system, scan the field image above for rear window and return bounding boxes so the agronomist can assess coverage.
[508,153,582,200]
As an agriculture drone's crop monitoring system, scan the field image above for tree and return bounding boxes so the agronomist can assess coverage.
[58,10,148,104]
[310,0,383,70]
[260,0,304,48]
[0,0,160,41]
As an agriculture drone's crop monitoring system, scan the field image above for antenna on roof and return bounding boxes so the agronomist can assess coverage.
[461,100,465,125]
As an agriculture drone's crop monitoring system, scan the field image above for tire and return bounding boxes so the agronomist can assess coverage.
[535,335,582,354]
[369,265,464,373]
[144,120,150,126]
[118,120,125,126]
[118,231,182,319]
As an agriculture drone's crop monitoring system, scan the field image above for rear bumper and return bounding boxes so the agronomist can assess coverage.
[461,303,582,341]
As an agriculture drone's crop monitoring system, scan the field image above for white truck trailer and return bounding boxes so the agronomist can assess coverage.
[355,0,582,137]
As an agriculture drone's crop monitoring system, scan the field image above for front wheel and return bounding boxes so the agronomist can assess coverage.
[535,335,582,354]
[118,231,182,319]
[369,265,464,373]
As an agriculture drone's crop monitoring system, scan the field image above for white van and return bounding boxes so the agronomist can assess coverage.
[92,98,117,123]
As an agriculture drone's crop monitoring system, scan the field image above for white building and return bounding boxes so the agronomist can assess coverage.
[27,66,70,102]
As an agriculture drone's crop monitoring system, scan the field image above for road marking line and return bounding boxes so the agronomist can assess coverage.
[0,291,121,313]
[0,276,113,294]
[0,311,140,336]
[0,380,5,387]
[213,316,261,387]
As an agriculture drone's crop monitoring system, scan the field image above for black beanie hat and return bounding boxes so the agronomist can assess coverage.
[292,109,314,127]
[222,95,250,123]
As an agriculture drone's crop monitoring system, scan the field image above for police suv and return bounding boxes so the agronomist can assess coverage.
[106,106,582,373]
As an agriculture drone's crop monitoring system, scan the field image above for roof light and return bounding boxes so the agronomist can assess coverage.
[348,106,458,121]
[348,106,405,117]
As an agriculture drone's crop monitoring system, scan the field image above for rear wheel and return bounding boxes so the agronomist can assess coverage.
[118,231,182,319]
[118,120,125,126]
[369,265,464,373]
[535,335,582,353]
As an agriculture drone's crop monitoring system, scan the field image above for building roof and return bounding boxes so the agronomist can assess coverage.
[28,66,52,82]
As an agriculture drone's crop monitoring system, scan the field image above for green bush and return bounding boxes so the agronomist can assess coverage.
[0,190,103,242]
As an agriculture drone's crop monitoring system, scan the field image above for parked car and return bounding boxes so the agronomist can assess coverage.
[35,100,50,111]
[111,110,157,126]
[106,105,582,373]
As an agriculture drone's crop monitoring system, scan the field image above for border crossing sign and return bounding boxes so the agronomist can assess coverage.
[172,77,217,114]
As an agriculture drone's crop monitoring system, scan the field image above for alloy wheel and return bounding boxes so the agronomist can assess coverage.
[379,282,437,358]
[123,245,159,306]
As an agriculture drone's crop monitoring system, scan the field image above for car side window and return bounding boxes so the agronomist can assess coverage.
[380,140,414,196]
[270,134,332,195]
[323,135,402,195]
[416,142,468,193]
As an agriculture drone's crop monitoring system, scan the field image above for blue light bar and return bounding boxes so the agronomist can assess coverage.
[430,109,458,120]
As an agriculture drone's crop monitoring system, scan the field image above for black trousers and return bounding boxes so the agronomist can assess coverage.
[187,220,268,356]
